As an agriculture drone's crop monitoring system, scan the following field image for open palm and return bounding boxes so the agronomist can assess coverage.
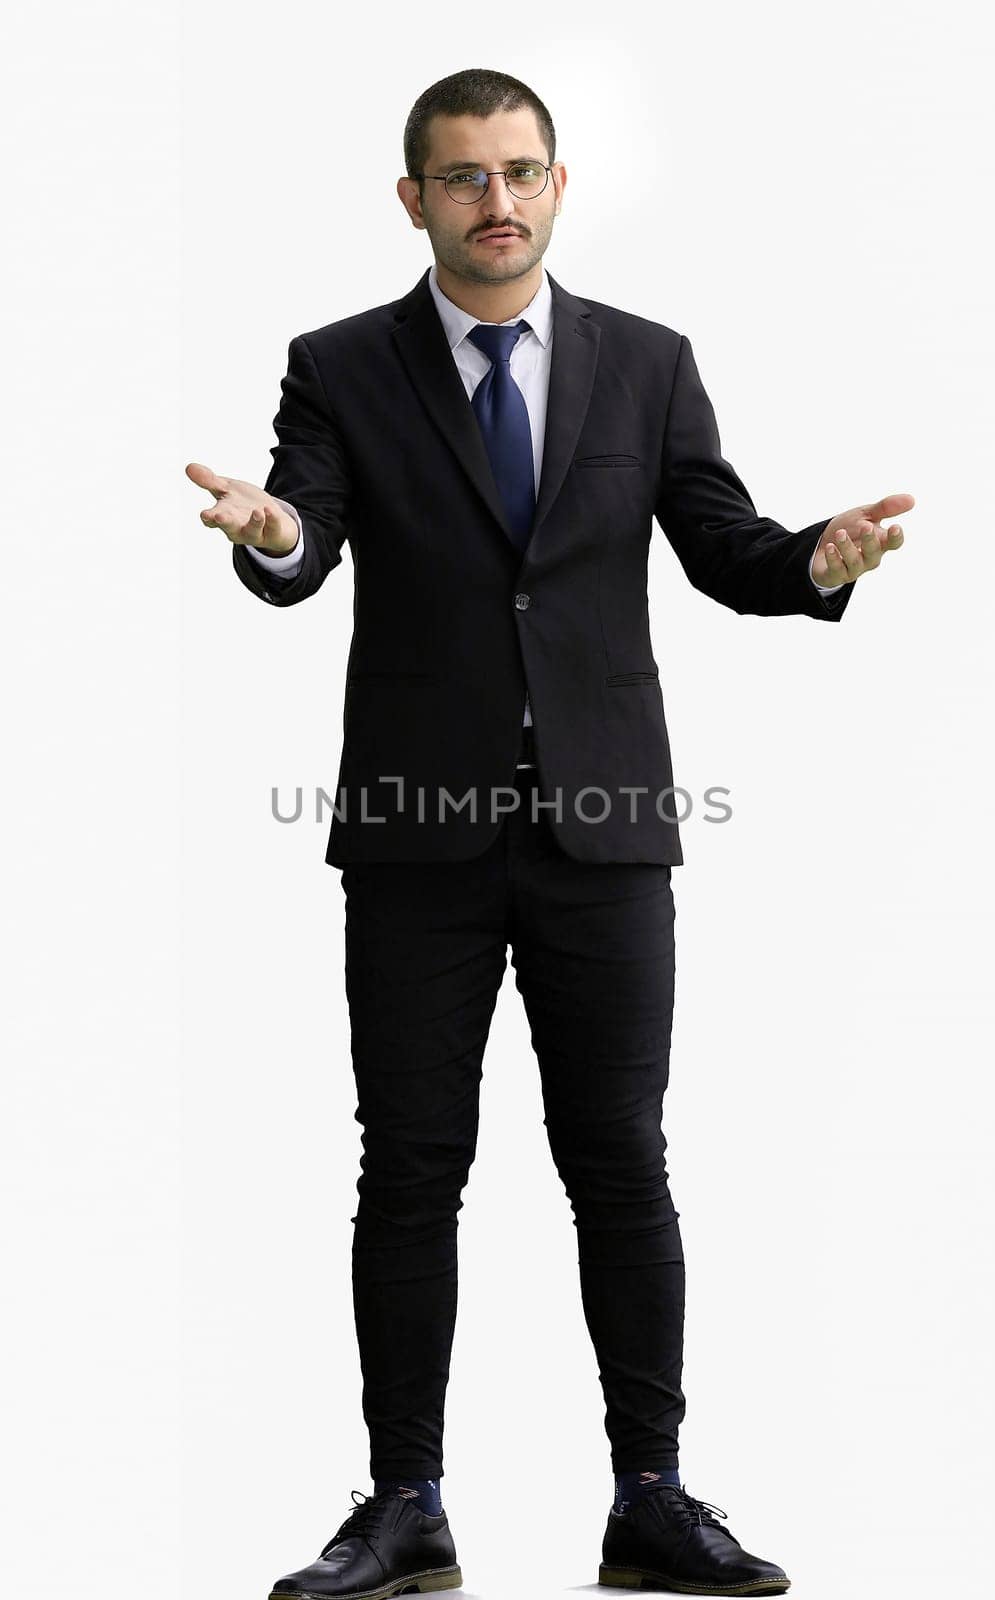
[813,492,913,588]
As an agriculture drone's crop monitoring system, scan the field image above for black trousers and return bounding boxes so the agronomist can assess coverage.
[340,765,686,1481]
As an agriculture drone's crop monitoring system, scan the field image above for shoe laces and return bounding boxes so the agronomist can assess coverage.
[649,1483,732,1535]
[322,1488,398,1555]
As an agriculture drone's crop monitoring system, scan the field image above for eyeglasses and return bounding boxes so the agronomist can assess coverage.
[413,160,552,205]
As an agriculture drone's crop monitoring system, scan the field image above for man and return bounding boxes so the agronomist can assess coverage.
[187,68,909,1600]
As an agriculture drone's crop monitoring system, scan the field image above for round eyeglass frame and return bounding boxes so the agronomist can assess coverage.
[412,161,553,204]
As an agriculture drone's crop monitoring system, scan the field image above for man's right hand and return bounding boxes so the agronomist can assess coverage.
[185,462,300,555]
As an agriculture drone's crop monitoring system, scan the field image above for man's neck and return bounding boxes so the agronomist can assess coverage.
[433,260,542,324]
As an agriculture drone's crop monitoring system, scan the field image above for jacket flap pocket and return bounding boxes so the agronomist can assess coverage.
[575,453,643,468]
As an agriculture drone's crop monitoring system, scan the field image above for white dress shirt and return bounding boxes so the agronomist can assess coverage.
[248,265,842,732]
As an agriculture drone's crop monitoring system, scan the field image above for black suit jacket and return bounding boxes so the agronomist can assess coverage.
[233,267,853,866]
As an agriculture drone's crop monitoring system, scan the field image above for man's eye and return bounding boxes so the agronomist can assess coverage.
[510,164,540,179]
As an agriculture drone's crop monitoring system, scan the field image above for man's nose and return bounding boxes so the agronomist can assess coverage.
[480,172,515,208]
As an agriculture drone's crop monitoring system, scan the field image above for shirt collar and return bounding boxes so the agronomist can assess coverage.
[428,260,553,351]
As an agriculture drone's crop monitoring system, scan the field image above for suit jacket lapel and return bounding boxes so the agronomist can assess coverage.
[530,272,600,542]
[390,267,600,557]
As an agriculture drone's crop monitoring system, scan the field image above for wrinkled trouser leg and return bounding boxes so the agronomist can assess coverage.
[341,840,508,1480]
[506,774,685,1471]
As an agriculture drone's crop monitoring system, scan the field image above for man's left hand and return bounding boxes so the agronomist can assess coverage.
[813,493,914,588]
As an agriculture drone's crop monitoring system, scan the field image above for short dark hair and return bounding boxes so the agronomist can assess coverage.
[403,68,556,198]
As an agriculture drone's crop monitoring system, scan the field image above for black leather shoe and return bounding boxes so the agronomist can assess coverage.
[599,1482,790,1594]
[268,1488,463,1598]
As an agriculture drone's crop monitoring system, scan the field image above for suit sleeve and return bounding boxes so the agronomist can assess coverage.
[232,334,352,606]
[654,334,852,621]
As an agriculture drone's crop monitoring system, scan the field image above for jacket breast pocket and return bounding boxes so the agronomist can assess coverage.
[605,670,660,686]
[575,453,644,469]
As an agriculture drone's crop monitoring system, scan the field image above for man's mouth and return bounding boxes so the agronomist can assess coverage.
[476,229,523,242]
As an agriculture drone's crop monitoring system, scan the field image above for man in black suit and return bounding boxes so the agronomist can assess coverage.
[187,67,909,1600]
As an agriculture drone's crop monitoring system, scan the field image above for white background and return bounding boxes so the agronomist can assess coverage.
[4,2,993,1596]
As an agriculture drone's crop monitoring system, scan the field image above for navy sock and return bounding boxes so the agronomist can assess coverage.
[613,1467,682,1515]
[373,1476,443,1517]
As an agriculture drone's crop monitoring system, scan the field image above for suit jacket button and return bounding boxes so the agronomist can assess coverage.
[514,593,531,610]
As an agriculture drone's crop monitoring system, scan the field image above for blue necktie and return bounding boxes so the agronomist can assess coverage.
[467,320,536,554]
